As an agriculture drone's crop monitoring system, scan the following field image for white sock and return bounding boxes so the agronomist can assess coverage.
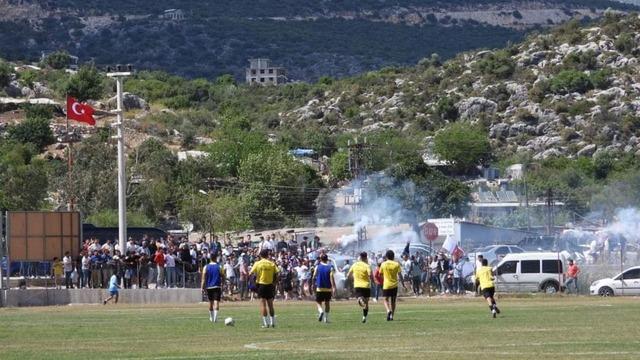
[213,310,218,323]
[209,310,214,322]
[324,312,329,323]
[262,316,268,327]
[270,316,275,326]
[317,305,323,314]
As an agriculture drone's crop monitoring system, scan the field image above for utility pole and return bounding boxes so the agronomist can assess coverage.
[545,188,553,235]
[346,137,370,251]
[107,65,133,261]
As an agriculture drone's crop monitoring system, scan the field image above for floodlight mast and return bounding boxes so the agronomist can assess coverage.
[106,65,133,264]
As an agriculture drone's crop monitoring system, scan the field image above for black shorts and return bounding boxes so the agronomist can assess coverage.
[315,291,332,302]
[482,287,495,299]
[257,284,275,299]
[206,288,222,302]
[354,287,371,299]
[382,287,398,298]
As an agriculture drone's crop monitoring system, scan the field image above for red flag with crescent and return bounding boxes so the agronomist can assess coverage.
[66,96,96,125]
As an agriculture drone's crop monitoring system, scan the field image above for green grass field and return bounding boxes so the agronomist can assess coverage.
[1,296,639,360]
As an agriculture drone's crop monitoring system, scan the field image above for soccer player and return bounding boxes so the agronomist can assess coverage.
[347,252,372,323]
[312,254,336,323]
[380,250,401,321]
[103,273,120,305]
[250,249,279,328]
[476,258,501,318]
[201,252,225,323]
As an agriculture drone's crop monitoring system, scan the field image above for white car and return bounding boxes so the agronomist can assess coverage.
[494,252,567,293]
[590,266,640,296]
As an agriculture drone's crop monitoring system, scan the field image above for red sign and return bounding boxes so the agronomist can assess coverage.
[422,222,439,241]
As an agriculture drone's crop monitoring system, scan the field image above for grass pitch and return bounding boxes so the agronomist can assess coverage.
[1,296,639,360]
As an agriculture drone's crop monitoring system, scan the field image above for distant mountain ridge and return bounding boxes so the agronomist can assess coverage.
[0,0,636,80]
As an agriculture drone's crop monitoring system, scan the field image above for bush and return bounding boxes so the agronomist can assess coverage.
[41,50,71,70]
[590,69,611,90]
[550,70,592,94]
[64,65,105,101]
[475,50,516,79]
[614,32,635,54]
[435,96,458,121]
[0,59,12,87]
[7,116,55,150]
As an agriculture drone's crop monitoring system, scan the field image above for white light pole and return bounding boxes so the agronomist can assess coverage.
[107,66,132,261]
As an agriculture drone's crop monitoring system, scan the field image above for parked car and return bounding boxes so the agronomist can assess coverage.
[387,243,435,258]
[519,235,586,262]
[589,266,640,296]
[494,252,567,293]
[468,245,525,266]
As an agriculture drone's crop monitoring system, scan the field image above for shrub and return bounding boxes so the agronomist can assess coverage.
[475,50,516,79]
[550,70,592,94]
[614,32,635,54]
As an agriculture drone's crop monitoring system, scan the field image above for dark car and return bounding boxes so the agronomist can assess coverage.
[82,224,167,243]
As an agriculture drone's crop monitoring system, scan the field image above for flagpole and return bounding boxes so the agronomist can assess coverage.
[65,95,74,211]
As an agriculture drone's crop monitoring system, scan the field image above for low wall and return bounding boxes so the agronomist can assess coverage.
[1,289,204,307]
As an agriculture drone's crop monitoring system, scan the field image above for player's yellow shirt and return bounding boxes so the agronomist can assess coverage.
[380,260,401,290]
[250,259,278,285]
[476,266,495,290]
[348,261,371,289]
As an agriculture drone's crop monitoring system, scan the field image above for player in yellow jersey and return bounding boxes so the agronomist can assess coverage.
[250,249,279,328]
[380,250,401,321]
[347,252,373,323]
[476,258,501,318]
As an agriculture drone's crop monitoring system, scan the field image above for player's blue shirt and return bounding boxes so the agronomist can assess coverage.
[108,275,119,292]
[315,263,334,290]
[204,263,223,289]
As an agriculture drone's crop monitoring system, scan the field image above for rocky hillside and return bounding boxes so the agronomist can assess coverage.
[0,0,635,81]
[278,12,640,161]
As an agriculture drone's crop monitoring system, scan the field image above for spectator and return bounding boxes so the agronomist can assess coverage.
[165,249,177,288]
[564,259,580,294]
[410,255,422,296]
[238,254,250,300]
[63,251,74,289]
[52,257,63,289]
[154,248,165,288]
[81,251,91,288]
[453,256,465,295]
[224,258,236,296]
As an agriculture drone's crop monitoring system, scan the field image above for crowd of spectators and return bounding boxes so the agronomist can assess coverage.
[39,232,478,299]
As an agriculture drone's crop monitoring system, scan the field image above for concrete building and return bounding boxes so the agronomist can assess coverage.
[162,9,185,21]
[246,58,287,85]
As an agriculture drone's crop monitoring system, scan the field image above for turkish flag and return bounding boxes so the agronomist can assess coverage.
[66,97,96,125]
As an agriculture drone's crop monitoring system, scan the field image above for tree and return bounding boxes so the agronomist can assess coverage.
[42,50,71,70]
[0,59,12,87]
[0,141,49,211]
[7,115,55,150]
[179,191,251,234]
[85,209,154,227]
[64,65,104,101]
[329,151,350,182]
[434,123,491,174]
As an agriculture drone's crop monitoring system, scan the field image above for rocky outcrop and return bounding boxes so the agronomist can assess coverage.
[107,92,149,111]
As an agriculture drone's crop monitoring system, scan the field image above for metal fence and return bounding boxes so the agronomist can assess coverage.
[9,261,203,289]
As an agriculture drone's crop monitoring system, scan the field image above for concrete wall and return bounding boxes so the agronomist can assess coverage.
[1,289,203,307]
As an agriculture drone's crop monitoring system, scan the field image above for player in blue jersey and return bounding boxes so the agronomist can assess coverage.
[201,252,226,323]
[312,254,336,323]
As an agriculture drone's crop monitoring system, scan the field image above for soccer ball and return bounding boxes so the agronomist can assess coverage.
[224,317,235,326]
